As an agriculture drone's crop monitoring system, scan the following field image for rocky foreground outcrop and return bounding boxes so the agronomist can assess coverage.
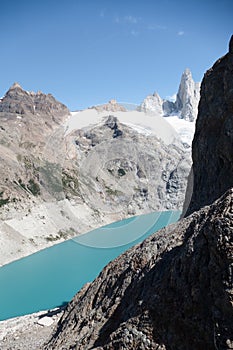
[44,37,233,350]
[184,36,233,216]
[45,189,233,350]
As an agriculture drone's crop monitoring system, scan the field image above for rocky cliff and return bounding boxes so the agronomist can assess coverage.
[44,37,233,350]
[184,35,233,216]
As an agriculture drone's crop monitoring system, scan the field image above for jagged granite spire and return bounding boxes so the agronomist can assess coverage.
[139,69,200,121]
[175,68,200,122]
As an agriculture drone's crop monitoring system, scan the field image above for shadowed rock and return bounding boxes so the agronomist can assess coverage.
[44,189,233,350]
[184,35,233,216]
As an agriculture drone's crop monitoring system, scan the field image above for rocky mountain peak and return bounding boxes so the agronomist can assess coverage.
[9,82,23,90]
[183,67,192,76]
[139,69,200,121]
[0,84,70,117]
[175,68,200,122]
[92,99,127,112]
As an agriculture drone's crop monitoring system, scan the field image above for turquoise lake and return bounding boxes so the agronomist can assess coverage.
[0,210,180,321]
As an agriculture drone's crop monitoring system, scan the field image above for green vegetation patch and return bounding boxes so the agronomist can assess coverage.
[45,227,76,242]
[28,179,40,196]
[118,168,126,176]
[15,178,40,196]
[105,185,120,196]
[40,161,63,195]
[62,170,80,195]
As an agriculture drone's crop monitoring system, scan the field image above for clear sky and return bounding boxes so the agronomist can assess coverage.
[0,0,232,110]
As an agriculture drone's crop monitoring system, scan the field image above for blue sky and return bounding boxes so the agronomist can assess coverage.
[0,0,232,110]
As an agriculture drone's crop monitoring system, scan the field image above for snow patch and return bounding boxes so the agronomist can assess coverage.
[165,115,195,146]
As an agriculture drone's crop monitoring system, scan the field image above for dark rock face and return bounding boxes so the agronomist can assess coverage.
[44,189,233,350]
[184,35,233,216]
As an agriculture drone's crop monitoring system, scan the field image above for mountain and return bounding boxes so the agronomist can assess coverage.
[0,82,69,207]
[0,84,191,266]
[44,37,233,350]
[140,68,200,122]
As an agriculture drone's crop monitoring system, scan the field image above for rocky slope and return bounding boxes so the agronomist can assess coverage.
[140,68,200,122]
[43,37,233,350]
[184,35,233,216]
[0,82,69,207]
[0,83,81,265]
[66,114,190,216]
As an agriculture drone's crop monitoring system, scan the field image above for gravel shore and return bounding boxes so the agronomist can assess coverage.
[0,307,64,350]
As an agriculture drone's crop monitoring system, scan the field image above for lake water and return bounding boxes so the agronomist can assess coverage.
[0,210,180,321]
